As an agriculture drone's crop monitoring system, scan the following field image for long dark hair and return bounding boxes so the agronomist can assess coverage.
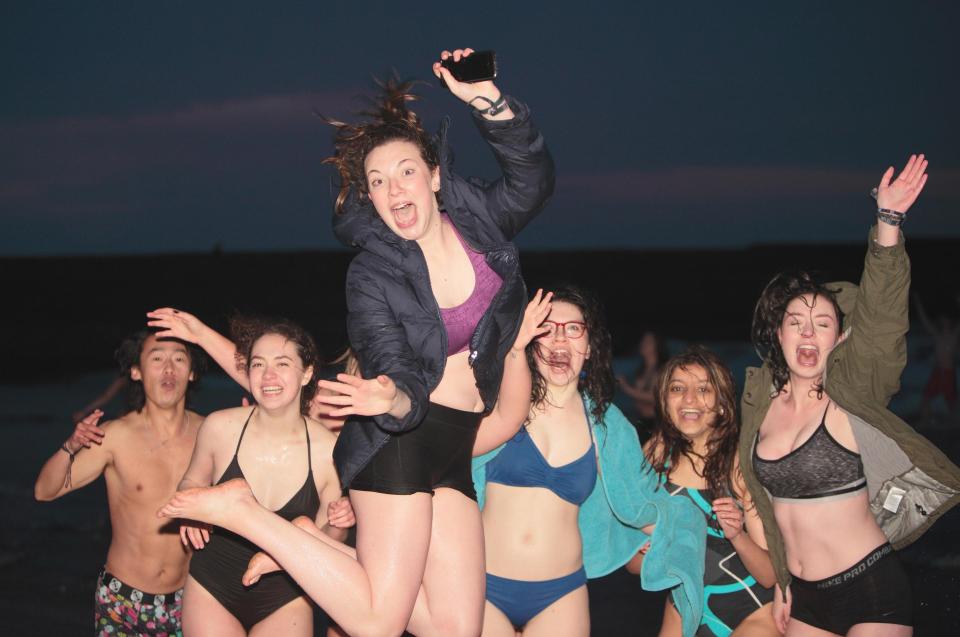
[229,316,320,415]
[751,270,844,397]
[528,284,615,424]
[646,346,740,499]
[323,77,439,215]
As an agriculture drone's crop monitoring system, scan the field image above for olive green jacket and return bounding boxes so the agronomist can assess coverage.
[738,228,960,595]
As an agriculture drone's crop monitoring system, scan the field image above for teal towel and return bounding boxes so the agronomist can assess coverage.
[473,399,705,637]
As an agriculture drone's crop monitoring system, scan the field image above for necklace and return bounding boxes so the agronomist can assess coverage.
[145,411,189,453]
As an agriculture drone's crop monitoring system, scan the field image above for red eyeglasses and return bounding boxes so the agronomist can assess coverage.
[540,320,587,339]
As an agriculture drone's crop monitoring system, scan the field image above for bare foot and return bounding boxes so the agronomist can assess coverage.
[157,478,258,531]
[241,515,314,586]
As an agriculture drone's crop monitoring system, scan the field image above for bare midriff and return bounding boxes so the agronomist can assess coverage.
[482,484,583,580]
[430,349,484,413]
[103,470,191,593]
[774,490,888,581]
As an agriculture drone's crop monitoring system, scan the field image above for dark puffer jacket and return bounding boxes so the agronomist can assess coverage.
[331,96,554,488]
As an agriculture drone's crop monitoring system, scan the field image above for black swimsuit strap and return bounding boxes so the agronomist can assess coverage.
[302,416,313,478]
[233,407,257,458]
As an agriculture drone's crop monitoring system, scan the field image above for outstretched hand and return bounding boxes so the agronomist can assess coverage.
[65,410,105,453]
[146,308,207,344]
[315,373,401,418]
[512,289,553,352]
[876,154,928,214]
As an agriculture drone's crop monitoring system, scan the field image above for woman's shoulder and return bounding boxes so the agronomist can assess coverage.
[305,418,338,453]
[201,407,251,432]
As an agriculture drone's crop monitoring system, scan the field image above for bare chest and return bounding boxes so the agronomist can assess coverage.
[425,244,476,309]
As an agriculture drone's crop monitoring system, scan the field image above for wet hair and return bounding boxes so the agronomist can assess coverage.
[751,270,844,397]
[323,77,439,215]
[229,316,320,414]
[115,329,207,414]
[528,284,616,425]
[646,346,739,499]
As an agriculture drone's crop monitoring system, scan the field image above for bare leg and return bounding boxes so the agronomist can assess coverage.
[521,585,589,637]
[731,603,780,636]
[160,480,434,637]
[847,624,911,637]
[786,618,839,636]
[407,488,485,637]
[248,508,485,637]
[244,516,356,586]
[482,601,518,637]
[181,575,245,637]
[658,598,683,637]
[248,596,312,637]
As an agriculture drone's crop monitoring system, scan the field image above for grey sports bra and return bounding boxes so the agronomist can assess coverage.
[753,404,866,501]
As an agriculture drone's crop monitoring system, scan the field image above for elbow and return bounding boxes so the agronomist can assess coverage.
[34,484,56,502]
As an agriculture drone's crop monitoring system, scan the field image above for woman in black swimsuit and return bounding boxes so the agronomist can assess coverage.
[176,317,346,636]
[643,346,776,636]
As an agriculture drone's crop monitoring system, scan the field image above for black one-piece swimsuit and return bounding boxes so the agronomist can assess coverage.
[189,409,321,630]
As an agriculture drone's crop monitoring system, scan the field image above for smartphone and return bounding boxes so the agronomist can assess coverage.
[440,50,497,84]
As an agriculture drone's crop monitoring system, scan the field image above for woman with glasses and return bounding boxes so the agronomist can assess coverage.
[472,284,706,637]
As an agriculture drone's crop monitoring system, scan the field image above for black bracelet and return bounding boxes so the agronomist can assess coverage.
[469,94,508,117]
[61,443,77,458]
[877,208,906,227]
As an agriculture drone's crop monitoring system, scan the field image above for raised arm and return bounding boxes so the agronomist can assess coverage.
[833,154,928,405]
[433,48,555,240]
[173,413,219,549]
[473,290,553,455]
[35,411,112,501]
[147,308,248,390]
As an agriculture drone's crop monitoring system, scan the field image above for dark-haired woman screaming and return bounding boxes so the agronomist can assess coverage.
[160,48,554,637]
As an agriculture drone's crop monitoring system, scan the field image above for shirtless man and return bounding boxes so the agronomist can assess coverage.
[35,330,206,636]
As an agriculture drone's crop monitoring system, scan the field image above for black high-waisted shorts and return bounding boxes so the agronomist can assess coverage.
[790,543,913,634]
[350,402,482,500]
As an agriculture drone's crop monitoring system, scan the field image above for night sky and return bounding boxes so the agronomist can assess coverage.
[3,1,958,256]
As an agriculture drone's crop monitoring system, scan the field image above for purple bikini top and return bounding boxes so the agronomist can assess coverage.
[439,217,503,356]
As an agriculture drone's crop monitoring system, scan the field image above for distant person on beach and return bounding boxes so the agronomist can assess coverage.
[641,346,777,636]
[72,374,129,423]
[35,330,207,636]
[618,331,669,430]
[913,292,959,421]
[740,155,960,636]
[174,317,351,636]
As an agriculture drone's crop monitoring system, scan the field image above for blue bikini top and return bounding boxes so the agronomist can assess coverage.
[485,416,598,505]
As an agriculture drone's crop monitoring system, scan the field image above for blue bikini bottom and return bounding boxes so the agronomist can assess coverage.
[485,567,587,629]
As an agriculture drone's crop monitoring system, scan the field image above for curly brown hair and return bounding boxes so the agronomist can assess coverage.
[751,270,844,397]
[323,77,439,215]
[528,284,615,425]
[646,346,740,499]
[229,316,320,415]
